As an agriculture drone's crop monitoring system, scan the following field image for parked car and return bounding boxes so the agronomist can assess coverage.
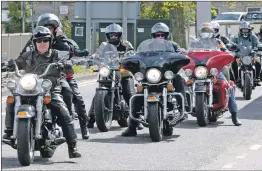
[213,12,247,23]
[244,11,262,21]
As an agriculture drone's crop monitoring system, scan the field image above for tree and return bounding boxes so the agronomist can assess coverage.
[60,15,72,39]
[5,2,32,33]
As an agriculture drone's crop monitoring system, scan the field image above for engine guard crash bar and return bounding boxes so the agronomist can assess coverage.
[128,91,185,126]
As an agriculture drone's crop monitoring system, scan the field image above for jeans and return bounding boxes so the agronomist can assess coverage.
[217,72,238,113]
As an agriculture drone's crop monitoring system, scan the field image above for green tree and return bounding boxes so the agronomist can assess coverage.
[140,2,217,48]
[5,2,32,33]
[60,14,72,39]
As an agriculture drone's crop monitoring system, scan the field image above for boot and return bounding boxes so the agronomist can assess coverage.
[80,126,89,140]
[87,113,95,128]
[121,119,137,137]
[231,112,242,126]
[137,116,144,130]
[68,142,81,158]
[3,129,12,140]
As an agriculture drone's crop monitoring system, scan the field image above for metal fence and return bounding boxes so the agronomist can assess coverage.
[1,33,32,60]
[1,22,262,59]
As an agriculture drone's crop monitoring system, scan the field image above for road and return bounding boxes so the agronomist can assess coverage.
[1,80,262,170]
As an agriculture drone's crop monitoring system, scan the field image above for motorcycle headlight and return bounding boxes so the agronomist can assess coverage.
[164,71,174,80]
[41,79,52,90]
[185,69,193,77]
[99,66,110,77]
[146,68,162,83]
[7,80,16,90]
[194,66,208,79]
[134,72,144,81]
[210,68,218,76]
[19,74,37,91]
[242,56,252,65]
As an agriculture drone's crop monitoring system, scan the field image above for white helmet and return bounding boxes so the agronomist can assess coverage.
[210,21,220,37]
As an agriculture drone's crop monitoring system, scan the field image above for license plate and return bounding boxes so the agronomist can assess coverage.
[194,85,206,92]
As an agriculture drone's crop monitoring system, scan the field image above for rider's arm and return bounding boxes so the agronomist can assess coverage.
[53,35,71,52]
[251,34,260,49]
[8,52,30,71]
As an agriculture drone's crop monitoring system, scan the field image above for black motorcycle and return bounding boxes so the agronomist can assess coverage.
[91,43,128,132]
[230,45,260,100]
[121,39,190,142]
[1,52,70,166]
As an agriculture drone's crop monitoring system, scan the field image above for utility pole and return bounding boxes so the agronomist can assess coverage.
[21,1,25,33]
[31,2,34,32]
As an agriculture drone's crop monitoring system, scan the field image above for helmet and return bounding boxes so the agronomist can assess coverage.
[210,21,220,37]
[37,13,62,29]
[199,22,214,39]
[239,21,253,38]
[32,26,52,51]
[151,22,170,39]
[105,23,123,46]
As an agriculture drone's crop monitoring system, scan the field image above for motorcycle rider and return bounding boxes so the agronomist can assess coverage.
[121,22,189,136]
[192,22,241,126]
[255,25,262,43]
[3,26,82,158]
[231,21,261,86]
[20,13,90,139]
[87,23,144,130]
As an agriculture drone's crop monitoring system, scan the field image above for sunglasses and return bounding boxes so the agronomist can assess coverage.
[36,39,49,43]
[109,33,119,37]
[156,33,165,37]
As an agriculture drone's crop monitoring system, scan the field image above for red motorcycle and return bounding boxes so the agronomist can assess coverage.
[183,38,235,126]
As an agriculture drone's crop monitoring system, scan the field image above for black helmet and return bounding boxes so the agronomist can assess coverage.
[239,21,253,38]
[105,23,123,46]
[37,13,62,29]
[151,22,170,39]
[32,26,52,50]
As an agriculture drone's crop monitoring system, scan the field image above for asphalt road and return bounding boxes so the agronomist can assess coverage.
[1,79,262,170]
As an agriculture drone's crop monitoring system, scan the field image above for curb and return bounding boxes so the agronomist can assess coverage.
[1,73,98,96]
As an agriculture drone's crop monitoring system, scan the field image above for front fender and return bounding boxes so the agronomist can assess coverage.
[16,105,36,118]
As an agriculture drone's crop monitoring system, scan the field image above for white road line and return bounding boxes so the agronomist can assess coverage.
[249,144,262,150]
[222,163,235,169]
[236,153,247,159]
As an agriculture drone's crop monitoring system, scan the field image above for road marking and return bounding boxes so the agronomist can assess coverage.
[222,163,235,169]
[236,153,247,159]
[249,144,262,150]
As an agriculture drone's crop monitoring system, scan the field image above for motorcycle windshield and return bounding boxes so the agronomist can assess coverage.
[186,38,234,73]
[238,45,252,56]
[122,39,190,75]
[92,42,120,69]
[187,38,225,65]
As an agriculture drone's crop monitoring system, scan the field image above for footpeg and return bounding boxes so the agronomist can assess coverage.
[50,137,66,146]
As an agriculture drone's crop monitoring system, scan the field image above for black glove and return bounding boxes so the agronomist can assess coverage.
[7,59,15,67]
[63,60,73,69]
[75,49,89,57]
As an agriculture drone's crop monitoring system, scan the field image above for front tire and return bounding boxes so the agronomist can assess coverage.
[195,93,209,127]
[148,103,163,142]
[94,90,113,132]
[243,73,252,100]
[17,119,35,166]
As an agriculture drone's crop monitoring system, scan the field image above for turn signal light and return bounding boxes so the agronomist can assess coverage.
[254,57,258,62]
[7,96,14,104]
[136,85,143,93]
[167,83,174,91]
[186,80,192,85]
[18,111,28,117]
[148,96,156,101]
[120,67,127,73]
[212,78,217,84]
[236,58,240,62]
[43,96,51,104]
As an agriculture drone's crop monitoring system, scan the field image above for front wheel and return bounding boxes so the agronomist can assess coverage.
[148,103,163,142]
[94,90,113,132]
[243,73,252,100]
[17,119,35,166]
[195,93,209,127]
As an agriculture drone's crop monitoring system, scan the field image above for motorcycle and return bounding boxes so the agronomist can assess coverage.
[184,38,234,126]
[1,52,69,166]
[121,39,190,142]
[91,42,128,132]
[230,45,260,100]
